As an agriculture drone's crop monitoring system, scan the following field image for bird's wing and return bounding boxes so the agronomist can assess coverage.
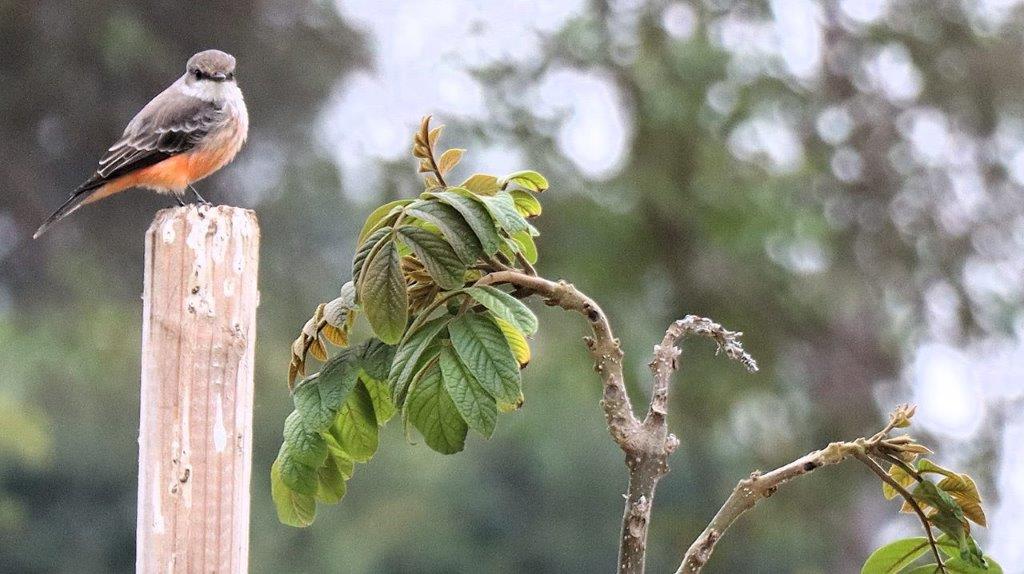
[89,86,227,184]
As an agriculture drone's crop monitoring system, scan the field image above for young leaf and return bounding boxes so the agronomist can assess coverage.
[501,170,549,192]
[448,313,523,411]
[271,458,316,527]
[860,537,932,574]
[404,363,468,454]
[510,231,538,264]
[330,382,379,462]
[293,349,361,431]
[439,346,497,438]
[283,411,328,466]
[315,453,349,504]
[388,317,451,403]
[937,474,986,526]
[437,148,465,175]
[477,192,530,235]
[462,173,501,195]
[464,286,538,335]
[359,241,408,344]
[494,316,531,367]
[916,459,959,479]
[432,191,502,256]
[882,463,917,500]
[358,200,412,243]
[428,125,444,149]
[405,200,485,263]
[510,189,542,217]
[396,226,467,290]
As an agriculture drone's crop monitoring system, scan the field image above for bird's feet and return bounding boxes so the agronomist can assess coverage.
[188,184,212,206]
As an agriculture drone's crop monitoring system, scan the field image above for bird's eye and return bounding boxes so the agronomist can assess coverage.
[193,70,203,79]
[227,72,234,80]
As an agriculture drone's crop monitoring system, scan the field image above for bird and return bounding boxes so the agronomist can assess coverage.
[33,49,249,239]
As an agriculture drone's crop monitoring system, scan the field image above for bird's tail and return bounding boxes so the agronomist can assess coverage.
[33,179,105,239]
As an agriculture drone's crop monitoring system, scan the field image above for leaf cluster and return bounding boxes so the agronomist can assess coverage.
[274,117,548,526]
[861,406,999,574]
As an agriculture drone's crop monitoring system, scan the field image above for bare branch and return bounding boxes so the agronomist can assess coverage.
[479,272,761,574]
[675,440,861,574]
[648,316,758,427]
[675,405,935,574]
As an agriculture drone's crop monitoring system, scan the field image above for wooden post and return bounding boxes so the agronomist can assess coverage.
[137,205,260,573]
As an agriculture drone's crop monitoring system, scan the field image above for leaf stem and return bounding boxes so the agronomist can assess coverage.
[854,453,946,574]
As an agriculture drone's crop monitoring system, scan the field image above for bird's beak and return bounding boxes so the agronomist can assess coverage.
[210,72,227,81]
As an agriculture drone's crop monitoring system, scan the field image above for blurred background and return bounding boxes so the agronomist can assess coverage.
[2,0,1023,572]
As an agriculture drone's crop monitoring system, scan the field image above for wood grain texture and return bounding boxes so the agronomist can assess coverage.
[137,205,259,573]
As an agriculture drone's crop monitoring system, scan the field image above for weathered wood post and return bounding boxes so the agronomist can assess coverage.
[137,205,260,573]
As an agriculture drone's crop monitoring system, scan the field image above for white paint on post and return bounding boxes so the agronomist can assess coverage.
[137,205,259,574]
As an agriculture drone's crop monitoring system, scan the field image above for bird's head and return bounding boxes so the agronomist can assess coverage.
[185,50,237,86]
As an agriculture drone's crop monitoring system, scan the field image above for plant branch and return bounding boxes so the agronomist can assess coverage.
[476,270,643,449]
[854,452,946,573]
[478,271,757,574]
[648,316,757,429]
[675,440,862,574]
[675,408,925,574]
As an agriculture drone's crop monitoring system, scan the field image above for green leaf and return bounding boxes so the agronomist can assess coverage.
[510,189,542,217]
[404,362,468,454]
[293,349,361,431]
[432,190,502,256]
[277,444,318,496]
[357,338,396,382]
[282,411,327,466]
[322,435,355,477]
[388,317,451,403]
[477,191,530,234]
[913,481,984,567]
[439,346,497,438]
[396,225,467,290]
[359,241,408,344]
[352,227,392,287]
[315,453,348,504]
[904,557,1002,574]
[448,314,523,411]
[502,170,548,192]
[937,536,999,568]
[494,316,531,367]
[509,231,538,264]
[329,382,379,462]
[271,458,316,527]
[462,173,501,195]
[361,374,396,425]
[405,200,484,264]
[358,200,412,243]
[860,537,932,574]
[916,459,959,479]
[464,286,538,335]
